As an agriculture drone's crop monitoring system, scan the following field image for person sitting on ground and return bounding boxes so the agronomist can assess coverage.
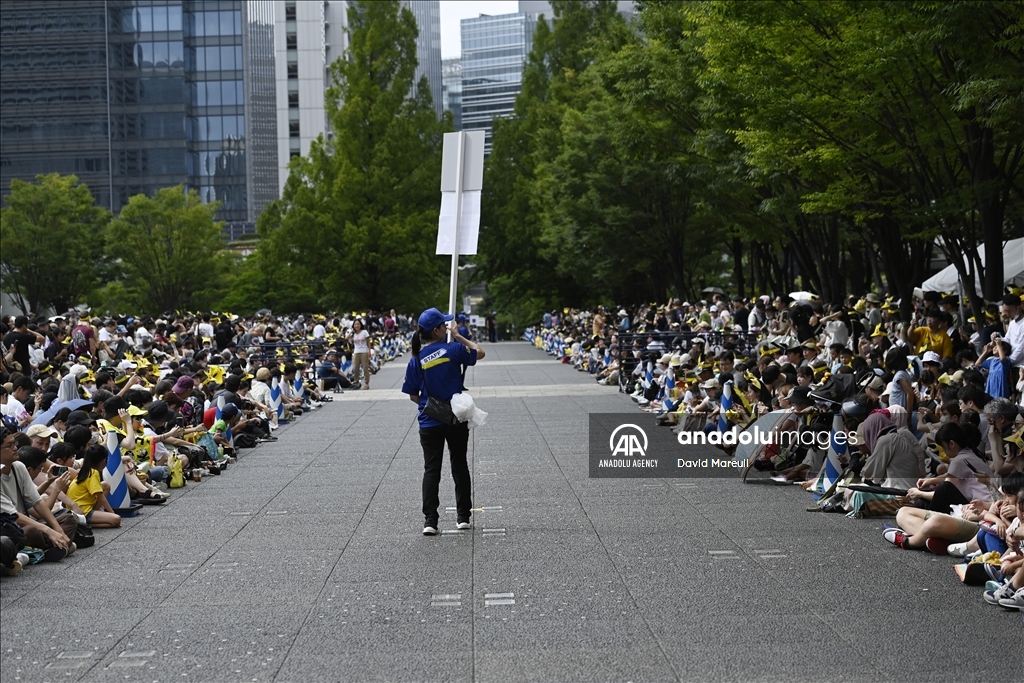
[317,350,352,392]
[981,489,1024,609]
[18,445,84,517]
[944,475,1024,557]
[66,444,121,528]
[843,412,927,516]
[984,397,1024,476]
[0,425,73,558]
[907,422,994,513]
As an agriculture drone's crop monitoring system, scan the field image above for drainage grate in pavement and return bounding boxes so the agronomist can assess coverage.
[708,550,738,559]
[57,652,95,659]
[758,554,788,559]
[481,528,506,537]
[228,512,253,516]
[118,651,156,658]
[265,510,288,516]
[108,660,146,668]
[480,506,503,511]
[440,530,465,535]
[160,562,194,574]
[46,661,85,670]
[479,472,498,476]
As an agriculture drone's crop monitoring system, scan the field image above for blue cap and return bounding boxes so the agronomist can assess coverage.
[457,314,467,322]
[220,403,239,420]
[418,308,454,330]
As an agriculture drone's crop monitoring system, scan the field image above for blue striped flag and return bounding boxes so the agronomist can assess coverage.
[812,413,847,499]
[718,380,733,433]
[269,376,284,423]
[216,394,233,446]
[104,430,131,509]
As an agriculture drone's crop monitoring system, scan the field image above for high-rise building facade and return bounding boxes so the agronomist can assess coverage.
[459,1,635,155]
[273,0,348,194]
[441,58,461,131]
[0,0,278,232]
[273,0,441,192]
[401,1,442,118]
[459,11,536,155]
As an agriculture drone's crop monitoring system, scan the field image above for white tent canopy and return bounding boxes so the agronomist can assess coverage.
[921,237,1024,293]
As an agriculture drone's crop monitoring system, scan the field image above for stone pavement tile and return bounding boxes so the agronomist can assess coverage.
[283,620,473,683]
[0,606,152,682]
[74,604,310,683]
[824,608,1008,681]
[161,553,329,608]
[473,617,677,683]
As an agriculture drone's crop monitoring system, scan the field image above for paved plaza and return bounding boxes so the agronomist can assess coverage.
[0,342,1013,682]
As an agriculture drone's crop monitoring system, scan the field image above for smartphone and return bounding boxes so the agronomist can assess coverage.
[175,415,185,428]
[51,465,68,477]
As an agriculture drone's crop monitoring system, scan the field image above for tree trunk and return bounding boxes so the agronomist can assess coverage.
[732,236,745,299]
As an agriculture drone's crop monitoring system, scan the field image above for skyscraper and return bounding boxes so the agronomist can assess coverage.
[401,1,442,118]
[273,0,441,192]
[0,0,279,233]
[459,1,635,155]
[441,58,461,131]
[273,0,348,194]
[459,11,537,155]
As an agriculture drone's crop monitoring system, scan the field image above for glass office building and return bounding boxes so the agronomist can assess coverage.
[459,11,536,155]
[401,1,442,118]
[0,0,277,231]
[441,58,461,131]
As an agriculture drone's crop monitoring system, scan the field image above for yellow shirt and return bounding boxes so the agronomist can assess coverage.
[67,469,103,515]
[910,326,953,359]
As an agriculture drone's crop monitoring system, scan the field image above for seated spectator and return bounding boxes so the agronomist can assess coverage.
[0,425,73,559]
[906,423,994,514]
[981,489,1024,609]
[66,444,120,528]
[984,397,1024,476]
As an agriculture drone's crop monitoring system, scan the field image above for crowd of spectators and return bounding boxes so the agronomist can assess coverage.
[0,309,410,577]
[526,289,1024,613]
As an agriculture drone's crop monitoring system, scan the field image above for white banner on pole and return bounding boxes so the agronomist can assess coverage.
[436,190,480,255]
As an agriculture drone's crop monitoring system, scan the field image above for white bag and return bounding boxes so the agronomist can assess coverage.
[450,392,488,429]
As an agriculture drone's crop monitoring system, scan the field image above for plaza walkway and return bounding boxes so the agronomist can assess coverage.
[0,342,1008,682]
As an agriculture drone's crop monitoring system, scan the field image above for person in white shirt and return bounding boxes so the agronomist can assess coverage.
[196,314,214,339]
[312,321,326,339]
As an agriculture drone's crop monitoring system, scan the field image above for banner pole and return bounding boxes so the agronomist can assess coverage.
[447,131,465,342]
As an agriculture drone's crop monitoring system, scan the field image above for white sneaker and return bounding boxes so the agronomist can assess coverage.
[422,525,438,536]
[16,552,29,567]
[947,542,969,557]
[456,521,471,530]
[66,542,77,556]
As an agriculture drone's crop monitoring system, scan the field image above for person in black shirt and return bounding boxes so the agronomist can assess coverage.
[2,316,44,374]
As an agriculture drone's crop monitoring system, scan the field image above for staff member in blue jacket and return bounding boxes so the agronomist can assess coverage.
[402,308,486,536]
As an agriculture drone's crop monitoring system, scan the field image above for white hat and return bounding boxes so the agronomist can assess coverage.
[701,378,720,389]
[618,309,628,316]
[710,305,718,312]
[118,360,137,370]
[68,364,89,379]
[922,351,942,365]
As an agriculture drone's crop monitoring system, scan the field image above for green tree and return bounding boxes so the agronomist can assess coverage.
[259,0,450,312]
[0,173,109,313]
[105,186,229,313]
[691,0,1023,312]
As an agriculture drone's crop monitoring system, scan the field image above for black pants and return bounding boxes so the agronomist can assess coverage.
[420,421,471,524]
[926,481,969,514]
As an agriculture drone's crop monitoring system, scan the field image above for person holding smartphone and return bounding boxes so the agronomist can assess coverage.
[402,308,485,536]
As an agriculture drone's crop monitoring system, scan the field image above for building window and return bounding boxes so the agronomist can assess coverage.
[286,34,297,50]
[288,92,298,108]
[289,121,299,138]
